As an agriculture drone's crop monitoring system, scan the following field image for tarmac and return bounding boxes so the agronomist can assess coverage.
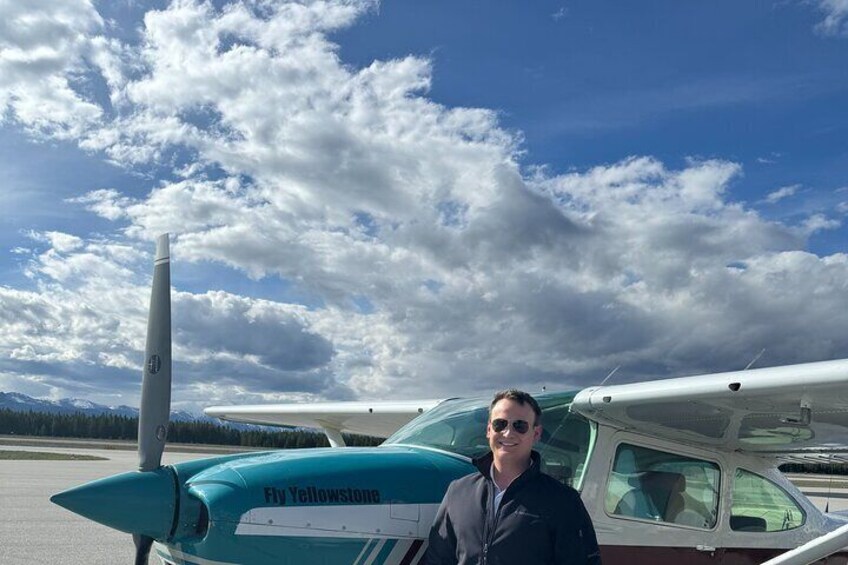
[3,439,848,564]
[0,441,232,565]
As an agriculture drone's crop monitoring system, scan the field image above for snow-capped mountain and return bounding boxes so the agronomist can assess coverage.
[0,391,202,422]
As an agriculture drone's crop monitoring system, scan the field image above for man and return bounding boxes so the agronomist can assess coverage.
[424,389,601,565]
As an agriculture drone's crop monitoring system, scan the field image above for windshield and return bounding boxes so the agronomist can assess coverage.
[384,391,595,488]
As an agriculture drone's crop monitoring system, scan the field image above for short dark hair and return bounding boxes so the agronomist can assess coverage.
[489,389,542,426]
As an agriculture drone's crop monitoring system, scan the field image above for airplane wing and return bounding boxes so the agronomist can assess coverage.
[571,358,848,462]
[204,399,444,445]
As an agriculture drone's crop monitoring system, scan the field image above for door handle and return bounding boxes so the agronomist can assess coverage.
[696,545,716,552]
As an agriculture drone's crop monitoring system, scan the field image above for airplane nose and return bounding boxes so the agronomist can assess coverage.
[51,467,177,540]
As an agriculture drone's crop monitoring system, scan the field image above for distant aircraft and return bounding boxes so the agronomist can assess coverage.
[52,234,848,565]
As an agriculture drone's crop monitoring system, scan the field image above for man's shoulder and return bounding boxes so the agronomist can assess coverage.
[449,469,486,490]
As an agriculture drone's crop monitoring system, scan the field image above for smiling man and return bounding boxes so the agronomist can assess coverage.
[424,389,601,564]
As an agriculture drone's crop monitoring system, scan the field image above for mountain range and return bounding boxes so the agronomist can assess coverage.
[0,391,204,422]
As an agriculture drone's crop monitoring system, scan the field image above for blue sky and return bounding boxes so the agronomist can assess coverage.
[0,0,846,412]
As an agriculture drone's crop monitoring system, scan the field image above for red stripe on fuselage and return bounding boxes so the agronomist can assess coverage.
[600,545,848,564]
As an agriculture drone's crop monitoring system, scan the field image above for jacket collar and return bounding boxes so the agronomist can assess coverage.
[473,450,541,482]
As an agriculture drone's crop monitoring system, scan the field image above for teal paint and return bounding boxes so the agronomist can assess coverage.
[150,446,475,564]
[374,538,397,564]
[356,538,378,564]
[51,467,176,539]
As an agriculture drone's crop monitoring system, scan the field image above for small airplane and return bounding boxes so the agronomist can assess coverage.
[51,234,848,565]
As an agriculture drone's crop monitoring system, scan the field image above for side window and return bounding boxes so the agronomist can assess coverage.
[536,405,594,489]
[605,443,720,529]
[731,469,805,532]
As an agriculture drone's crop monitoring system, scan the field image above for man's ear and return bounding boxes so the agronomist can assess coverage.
[533,425,542,443]
[486,421,492,439]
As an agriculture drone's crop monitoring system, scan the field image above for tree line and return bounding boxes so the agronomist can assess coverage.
[0,409,381,449]
[779,462,848,476]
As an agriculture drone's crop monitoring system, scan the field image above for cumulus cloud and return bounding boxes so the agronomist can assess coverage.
[0,0,116,138]
[2,1,848,409]
[814,0,848,36]
[0,233,355,409]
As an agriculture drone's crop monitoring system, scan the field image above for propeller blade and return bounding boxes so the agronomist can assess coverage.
[138,234,172,472]
[133,533,154,565]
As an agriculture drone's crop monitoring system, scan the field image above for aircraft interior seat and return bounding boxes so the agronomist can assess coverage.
[675,492,714,528]
[614,486,657,520]
[642,470,686,522]
[730,515,768,532]
[615,471,687,523]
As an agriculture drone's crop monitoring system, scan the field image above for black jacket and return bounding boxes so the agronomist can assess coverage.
[424,451,601,565]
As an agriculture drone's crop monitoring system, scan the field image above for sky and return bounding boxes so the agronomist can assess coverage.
[0,0,847,413]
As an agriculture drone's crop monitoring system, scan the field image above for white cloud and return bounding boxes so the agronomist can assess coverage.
[0,0,112,138]
[0,232,356,408]
[2,1,848,408]
[68,189,134,221]
[28,231,84,253]
[800,213,841,234]
[815,0,848,36]
[764,184,800,204]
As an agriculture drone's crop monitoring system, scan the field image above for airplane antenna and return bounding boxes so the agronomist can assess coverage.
[599,365,621,386]
[826,454,834,514]
[744,348,766,370]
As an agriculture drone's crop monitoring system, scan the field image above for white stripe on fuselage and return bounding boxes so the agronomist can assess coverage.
[353,538,378,565]
[237,503,440,539]
[362,538,387,565]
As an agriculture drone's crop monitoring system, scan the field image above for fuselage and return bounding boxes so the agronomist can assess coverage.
[54,393,848,565]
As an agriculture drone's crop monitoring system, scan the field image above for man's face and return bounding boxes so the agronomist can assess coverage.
[486,398,542,464]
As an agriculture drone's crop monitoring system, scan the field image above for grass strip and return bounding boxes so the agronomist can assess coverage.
[0,450,107,461]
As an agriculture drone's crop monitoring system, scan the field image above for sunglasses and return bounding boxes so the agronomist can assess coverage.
[490,418,534,434]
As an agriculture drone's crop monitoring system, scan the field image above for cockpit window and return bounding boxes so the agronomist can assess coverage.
[535,403,595,488]
[383,392,595,488]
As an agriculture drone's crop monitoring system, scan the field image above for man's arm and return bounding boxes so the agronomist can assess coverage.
[422,485,458,565]
[554,491,602,565]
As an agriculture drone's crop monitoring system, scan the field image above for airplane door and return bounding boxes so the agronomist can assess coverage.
[593,438,727,564]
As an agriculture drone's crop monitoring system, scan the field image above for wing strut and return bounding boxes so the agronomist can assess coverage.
[760,523,848,565]
[318,423,346,448]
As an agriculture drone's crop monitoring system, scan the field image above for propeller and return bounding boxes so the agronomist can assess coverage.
[138,233,172,472]
[135,233,172,564]
[133,533,155,565]
[50,234,178,565]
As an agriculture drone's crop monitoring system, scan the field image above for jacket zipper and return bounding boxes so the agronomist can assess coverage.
[483,486,505,565]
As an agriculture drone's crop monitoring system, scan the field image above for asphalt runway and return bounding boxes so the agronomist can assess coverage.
[4,442,848,565]
[0,444,225,565]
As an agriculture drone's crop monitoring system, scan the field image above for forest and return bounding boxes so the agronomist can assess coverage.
[0,409,381,449]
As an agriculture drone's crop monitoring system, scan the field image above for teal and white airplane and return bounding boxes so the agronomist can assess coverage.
[52,235,848,565]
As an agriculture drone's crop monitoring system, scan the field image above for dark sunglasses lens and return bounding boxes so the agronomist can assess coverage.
[492,419,508,432]
[491,419,531,434]
[512,420,529,434]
